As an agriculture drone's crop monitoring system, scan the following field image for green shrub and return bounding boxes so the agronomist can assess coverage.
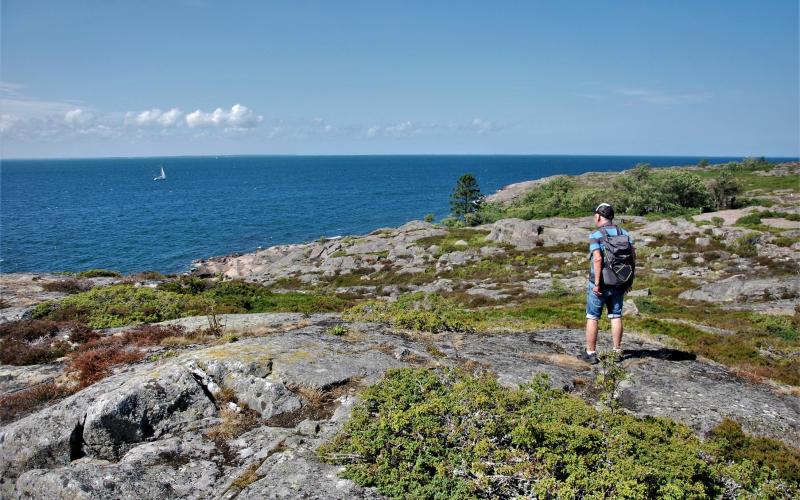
[730,233,760,257]
[319,368,798,498]
[157,276,209,295]
[326,324,349,336]
[204,280,350,314]
[707,418,800,484]
[31,281,352,328]
[708,168,741,210]
[615,165,712,215]
[773,236,798,248]
[343,292,476,333]
[31,285,210,328]
[441,216,465,228]
[76,269,122,278]
[751,314,798,341]
[635,297,667,315]
[736,210,800,229]
[735,212,766,227]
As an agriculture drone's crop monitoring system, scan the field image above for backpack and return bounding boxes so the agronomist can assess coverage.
[598,226,635,289]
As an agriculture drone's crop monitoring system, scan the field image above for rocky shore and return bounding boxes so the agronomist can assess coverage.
[1,161,799,498]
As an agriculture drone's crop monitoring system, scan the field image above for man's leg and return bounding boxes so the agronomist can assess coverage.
[608,287,625,352]
[585,319,599,352]
[610,318,623,350]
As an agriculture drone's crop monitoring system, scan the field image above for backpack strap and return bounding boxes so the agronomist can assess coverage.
[598,225,616,239]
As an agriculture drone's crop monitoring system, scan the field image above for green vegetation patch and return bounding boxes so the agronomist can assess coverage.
[729,233,760,258]
[629,314,800,386]
[75,268,122,278]
[477,159,796,224]
[735,210,800,230]
[415,228,494,257]
[32,279,353,328]
[319,368,798,499]
[31,285,210,328]
[343,292,477,333]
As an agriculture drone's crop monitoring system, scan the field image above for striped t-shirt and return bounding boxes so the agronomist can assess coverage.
[588,224,633,283]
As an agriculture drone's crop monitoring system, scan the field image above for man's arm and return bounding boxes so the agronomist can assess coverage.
[592,249,602,296]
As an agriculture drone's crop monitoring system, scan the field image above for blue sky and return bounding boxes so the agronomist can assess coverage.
[1,0,797,158]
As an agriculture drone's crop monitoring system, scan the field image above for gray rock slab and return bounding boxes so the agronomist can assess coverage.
[4,315,800,499]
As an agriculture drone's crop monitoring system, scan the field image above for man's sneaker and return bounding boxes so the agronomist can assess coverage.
[611,350,625,363]
[577,351,599,365]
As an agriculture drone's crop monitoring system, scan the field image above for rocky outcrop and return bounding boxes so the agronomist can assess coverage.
[191,221,448,284]
[679,275,799,308]
[2,314,799,498]
[485,218,589,249]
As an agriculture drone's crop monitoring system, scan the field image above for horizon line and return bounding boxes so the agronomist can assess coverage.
[2,152,798,162]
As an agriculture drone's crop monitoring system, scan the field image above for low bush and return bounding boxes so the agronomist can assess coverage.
[707,418,800,484]
[735,210,800,228]
[67,343,144,388]
[76,269,122,278]
[630,316,800,386]
[0,383,75,424]
[204,280,350,314]
[343,292,477,333]
[773,236,798,248]
[730,233,760,257]
[751,314,798,341]
[319,368,798,498]
[41,279,92,294]
[0,320,70,365]
[157,276,210,295]
[326,325,349,336]
[31,284,211,328]
[123,323,188,346]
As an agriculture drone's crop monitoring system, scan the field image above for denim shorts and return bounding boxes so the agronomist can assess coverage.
[585,281,624,320]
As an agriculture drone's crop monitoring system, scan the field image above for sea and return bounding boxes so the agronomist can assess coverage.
[1,155,793,274]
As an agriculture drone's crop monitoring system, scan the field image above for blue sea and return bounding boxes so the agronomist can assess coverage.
[1,155,793,274]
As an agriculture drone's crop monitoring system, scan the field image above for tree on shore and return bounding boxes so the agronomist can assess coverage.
[709,168,741,210]
[449,174,484,225]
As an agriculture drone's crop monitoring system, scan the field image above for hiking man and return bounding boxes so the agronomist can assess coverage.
[578,203,635,364]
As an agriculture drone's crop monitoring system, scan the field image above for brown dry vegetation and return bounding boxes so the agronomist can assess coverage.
[0,320,69,365]
[68,345,144,388]
[41,278,92,294]
[66,324,189,387]
[0,383,76,424]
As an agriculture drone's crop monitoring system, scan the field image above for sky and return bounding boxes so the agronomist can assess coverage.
[1,0,798,159]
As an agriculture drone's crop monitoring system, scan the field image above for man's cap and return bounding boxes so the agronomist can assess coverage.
[594,203,614,219]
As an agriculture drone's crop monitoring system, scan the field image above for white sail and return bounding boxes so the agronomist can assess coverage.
[154,166,166,180]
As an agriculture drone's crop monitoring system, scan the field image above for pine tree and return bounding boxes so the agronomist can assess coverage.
[449,174,483,225]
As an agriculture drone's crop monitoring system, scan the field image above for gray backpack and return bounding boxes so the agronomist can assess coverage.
[599,226,635,289]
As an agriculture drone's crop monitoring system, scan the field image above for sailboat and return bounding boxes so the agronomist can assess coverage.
[154,166,166,181]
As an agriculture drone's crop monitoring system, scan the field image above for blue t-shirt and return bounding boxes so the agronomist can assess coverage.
[588,224,633,283]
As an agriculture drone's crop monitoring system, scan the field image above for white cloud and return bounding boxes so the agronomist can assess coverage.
[185,104,263,130]
[359,118,505,139]
[1,105,118,139]
[64,109,92,125]
[159,108,182,126]
[0,81,25,97]
[0,113,20,134]
[124,108,183,127]
[469,118,498,135]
